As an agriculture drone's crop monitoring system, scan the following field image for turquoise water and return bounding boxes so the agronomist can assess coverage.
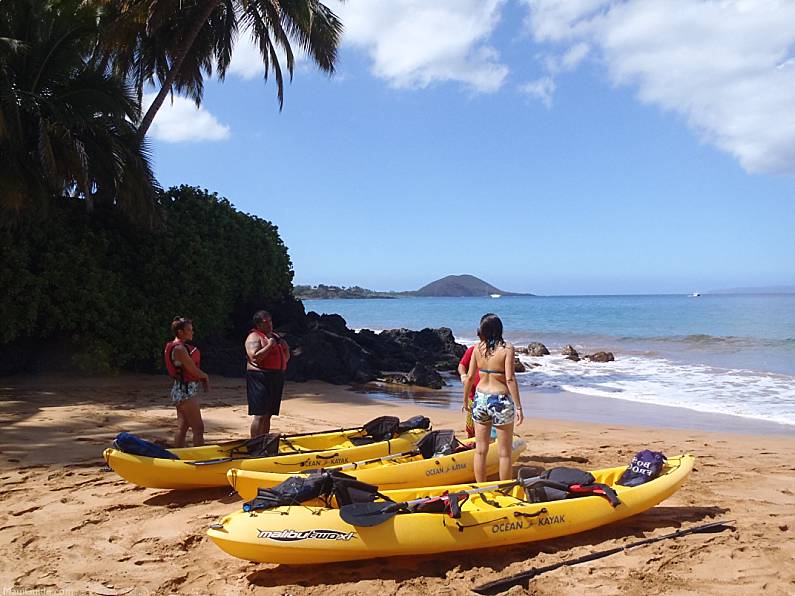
[305,295,795,426]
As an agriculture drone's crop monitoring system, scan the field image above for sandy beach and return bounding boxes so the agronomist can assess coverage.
[1,374,794,596]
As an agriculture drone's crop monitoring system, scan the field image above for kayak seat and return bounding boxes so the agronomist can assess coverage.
[417,430,464,459]
[233,433,281,458]
[519,466,621,507]
[350,416,431,446]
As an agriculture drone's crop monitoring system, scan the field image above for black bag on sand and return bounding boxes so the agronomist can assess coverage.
[617,450,667,487]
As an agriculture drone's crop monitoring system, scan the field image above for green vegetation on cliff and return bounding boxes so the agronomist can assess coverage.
[294,285,401,299]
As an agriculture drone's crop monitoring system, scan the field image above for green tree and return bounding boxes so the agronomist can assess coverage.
[100,0,343,138]
[0,0,158,217]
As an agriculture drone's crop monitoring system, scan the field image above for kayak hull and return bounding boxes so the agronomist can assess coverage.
[103,428,427,489]
[208,455,694,564]
[228,437,527,499]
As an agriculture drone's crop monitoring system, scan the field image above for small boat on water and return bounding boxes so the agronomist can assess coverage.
[689,292,701,297]
[490,293,501,298]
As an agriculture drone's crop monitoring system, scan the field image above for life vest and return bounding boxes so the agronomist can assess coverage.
[164,339,203,382]
[248,329,288,372]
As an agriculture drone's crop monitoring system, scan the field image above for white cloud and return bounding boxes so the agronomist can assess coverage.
[332,0,509,93]
[520,0,795,174]
[520,76,555,107]
[228,34,264,80]
[143,93,230,143]
[562,43,590,70]
[228,32,307,81]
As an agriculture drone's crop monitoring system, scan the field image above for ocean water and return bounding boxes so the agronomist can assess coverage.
[304,295,795,427]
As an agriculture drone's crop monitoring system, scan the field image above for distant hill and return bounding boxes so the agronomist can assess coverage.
[708,285,795,295]
[414,275,529,297]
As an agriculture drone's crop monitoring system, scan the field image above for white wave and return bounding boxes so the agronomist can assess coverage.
[516,354,795,426]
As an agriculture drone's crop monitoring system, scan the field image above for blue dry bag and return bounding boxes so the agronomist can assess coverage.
[617,450,666,487]
[112,432,179,460]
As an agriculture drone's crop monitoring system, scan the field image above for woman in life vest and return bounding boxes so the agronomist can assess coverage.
[462,313,523,482]
[245,310,290,438]
[164,317,210,447]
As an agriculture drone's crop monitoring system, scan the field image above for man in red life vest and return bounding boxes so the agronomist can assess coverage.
[245,310,290,438]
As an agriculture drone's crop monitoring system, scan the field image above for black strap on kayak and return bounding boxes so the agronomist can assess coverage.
[472,519,736,595]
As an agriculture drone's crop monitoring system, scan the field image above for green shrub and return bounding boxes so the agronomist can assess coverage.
[0,186,293,372]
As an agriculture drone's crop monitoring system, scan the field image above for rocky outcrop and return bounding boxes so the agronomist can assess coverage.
[201,301,466,386]
[585,351,615,363]
[362,327,464,372]
[408,364,445,389]
[527,342,550,357]
[562,344,580,362]
[514,357,527,372]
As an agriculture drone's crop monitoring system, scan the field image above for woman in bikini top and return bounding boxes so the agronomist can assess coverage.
[463,313,523,482]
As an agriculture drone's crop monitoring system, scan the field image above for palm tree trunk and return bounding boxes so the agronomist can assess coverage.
[137,0,221,138]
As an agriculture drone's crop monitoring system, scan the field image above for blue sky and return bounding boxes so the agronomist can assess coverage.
[146,0,795,295]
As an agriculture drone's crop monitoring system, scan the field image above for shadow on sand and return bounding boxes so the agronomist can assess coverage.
[143,486,241,507]
[245,505,730,589]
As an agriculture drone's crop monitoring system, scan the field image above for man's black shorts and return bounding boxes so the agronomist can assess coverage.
[246,370,284,416]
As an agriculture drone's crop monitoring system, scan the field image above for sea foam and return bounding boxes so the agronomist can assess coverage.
[516,353,795,426]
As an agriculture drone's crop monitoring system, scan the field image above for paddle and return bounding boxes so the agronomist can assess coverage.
[472,519,736,595]
[340,478,532,528]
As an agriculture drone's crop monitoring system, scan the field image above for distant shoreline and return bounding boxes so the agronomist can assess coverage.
[299,291,795,299]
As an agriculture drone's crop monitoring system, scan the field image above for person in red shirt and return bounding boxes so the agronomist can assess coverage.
[458,346,480,438]
[245,310,290,438]
[164,317,210,447]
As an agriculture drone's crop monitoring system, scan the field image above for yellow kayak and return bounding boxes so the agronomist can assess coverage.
[104,417,430,489]
[208,454,694,564]
[228,434,528,499]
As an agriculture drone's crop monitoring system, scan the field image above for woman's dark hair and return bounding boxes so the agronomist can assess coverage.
[478,313,505,356]
[171,316,192,336]
[252,310,271,326]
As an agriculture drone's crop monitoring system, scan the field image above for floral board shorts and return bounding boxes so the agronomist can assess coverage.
[170,380,200,405]
[472,391,516,426]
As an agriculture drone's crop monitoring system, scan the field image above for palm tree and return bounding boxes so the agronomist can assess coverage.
[0,0,159,217]
[100,0,343,138]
